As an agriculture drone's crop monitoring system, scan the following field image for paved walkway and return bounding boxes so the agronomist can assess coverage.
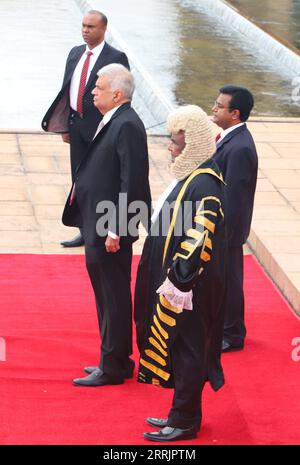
[0,120,299,315]
[0,132,173,255]
[247,117,300,316]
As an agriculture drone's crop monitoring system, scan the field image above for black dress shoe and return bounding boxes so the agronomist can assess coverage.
[73,368,123,387]
[222,340,244,353]
[146,417,168,428]
[84,366,100,375]
[84,359,135,379]
[144,426,198,442]
[61,233,84,248]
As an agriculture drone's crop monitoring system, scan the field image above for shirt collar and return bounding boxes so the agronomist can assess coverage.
[220,122,245,141]
[102,104,123,125]
[85,41,105,59]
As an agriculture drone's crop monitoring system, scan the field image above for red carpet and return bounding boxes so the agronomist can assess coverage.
[0,254,299,445]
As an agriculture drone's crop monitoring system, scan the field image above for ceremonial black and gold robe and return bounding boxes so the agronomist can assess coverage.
[134,159,227,392]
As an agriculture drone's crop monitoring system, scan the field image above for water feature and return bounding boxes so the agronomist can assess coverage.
[1,0,299,130]
[93,0,300,117]
[227,0,300,52]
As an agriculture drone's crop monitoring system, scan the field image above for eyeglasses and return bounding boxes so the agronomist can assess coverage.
[213,100,231,110]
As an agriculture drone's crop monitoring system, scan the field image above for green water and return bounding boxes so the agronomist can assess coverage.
[228,0,300,51]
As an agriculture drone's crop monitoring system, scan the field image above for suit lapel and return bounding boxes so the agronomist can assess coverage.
[75,103,131,174]
[90,102,131,144]
[216,124,247,150]
[84,43,110,93]
[66,46,85,82]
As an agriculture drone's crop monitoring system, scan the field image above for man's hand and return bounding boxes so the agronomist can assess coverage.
[61,133,70,144]
[105,236,120,253]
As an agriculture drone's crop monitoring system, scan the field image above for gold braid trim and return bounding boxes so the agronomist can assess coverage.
[145,349,167,366]
[159,294,183,314]
[154,315,169,340]
[151,326,167,349]
[149,336,168,356]
[157,304,176,327]
[140,358,170,381]
[162,168,224,266]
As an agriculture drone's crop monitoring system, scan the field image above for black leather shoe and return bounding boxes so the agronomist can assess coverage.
[146,417,168,428]
[61,233,84,248]
[84,359,135,379]
[144,426,198,442]
[222,340,244,353]
[73,368,123,387]
[84,366,100,375]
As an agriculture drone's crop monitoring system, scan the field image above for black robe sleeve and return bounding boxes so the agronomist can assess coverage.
[167,185,224,293]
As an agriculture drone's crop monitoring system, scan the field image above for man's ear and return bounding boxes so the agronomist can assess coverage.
[114,90,123,102]
[231,108,240,121]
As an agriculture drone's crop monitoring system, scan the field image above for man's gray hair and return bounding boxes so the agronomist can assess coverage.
[97,64,135,100]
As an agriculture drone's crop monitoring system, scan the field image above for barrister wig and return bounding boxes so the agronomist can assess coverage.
[167,105,216,180]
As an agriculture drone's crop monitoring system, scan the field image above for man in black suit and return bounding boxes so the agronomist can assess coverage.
[212,85,258,352]
[62,63,151,386]
[41,10,129,247]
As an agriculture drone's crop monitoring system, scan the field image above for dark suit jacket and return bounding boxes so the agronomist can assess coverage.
[41,42,129,141]
[62,102,152,247]
[213,124,258,246]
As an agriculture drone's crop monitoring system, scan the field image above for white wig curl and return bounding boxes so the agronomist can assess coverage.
[167,105,216,180]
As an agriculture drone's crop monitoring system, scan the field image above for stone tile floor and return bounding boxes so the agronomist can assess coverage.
[0,120,299,315]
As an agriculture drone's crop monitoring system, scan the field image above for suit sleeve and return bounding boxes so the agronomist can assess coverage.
[168,186,224,292]
[108,120,151,237]
[119,52,130,71]
[224,146,256,242]
[61,47,76,87]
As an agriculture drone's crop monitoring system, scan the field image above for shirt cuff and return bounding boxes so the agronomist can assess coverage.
[156,277,193,311]
[108,231,120,240]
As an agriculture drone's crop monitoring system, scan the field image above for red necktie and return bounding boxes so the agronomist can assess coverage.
[76,51,93,115]
[215,133,221,142]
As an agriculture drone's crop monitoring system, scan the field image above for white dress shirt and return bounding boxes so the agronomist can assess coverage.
[93,104,122,140]
[151,179,178,224]
[219,122,245,142]
[69,41,105,111]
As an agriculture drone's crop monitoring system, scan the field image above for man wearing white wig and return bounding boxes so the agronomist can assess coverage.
[134,105,227,442]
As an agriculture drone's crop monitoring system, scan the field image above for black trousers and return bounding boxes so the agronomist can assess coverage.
[167,309,208,430]
[85,244,133,378]
[69,111,93,181]
[223,245,246,345]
